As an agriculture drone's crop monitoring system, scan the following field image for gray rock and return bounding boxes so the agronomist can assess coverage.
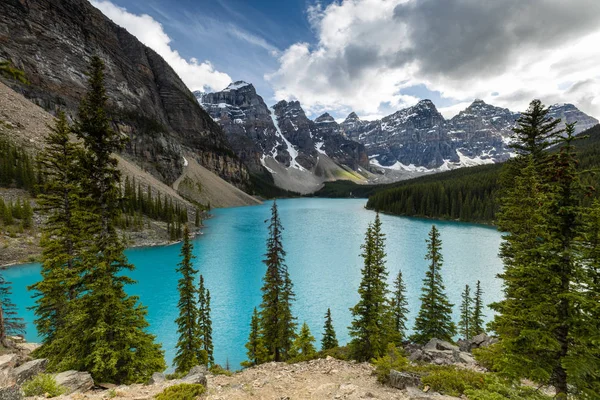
[0,386,22,400]
[467,333,499,351]
[182,366,208,387]
[0,355,17,371]
[453,350,476,364]
[0,370,15,388]
[54,370,94,394]
[424,339,459,352]
[12,358,48,385]
[389,370,421,390]
[148,372,166,385]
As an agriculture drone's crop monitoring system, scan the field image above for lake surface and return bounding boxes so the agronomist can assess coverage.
[5,198,504,370]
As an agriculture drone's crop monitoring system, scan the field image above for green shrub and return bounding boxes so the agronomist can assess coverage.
[403,364,551,400]
[420,366,487,396]
[154,383,205,400]
[371,343,409,383]
[21,373,66,398]
[209,364,233,376]
[464,375,552,400]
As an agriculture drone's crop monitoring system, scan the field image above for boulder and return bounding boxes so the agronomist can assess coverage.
[0,386,22,400]
[389,370,421,390]
[456,339,470,352]
[182,366,207,387]
[424,339,459,352]
[54,370,94,394]
[453,350,476,365]
[0,355,17,371]
[12,358,48,384]
[148,372,166,385]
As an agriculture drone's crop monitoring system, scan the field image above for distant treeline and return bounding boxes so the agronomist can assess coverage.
[367,164,501,223]
[0,135,40,194]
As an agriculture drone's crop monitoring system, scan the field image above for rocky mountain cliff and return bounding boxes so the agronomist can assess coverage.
[198,82,370,193]
[0,0,249,188]
[342,99,598,171]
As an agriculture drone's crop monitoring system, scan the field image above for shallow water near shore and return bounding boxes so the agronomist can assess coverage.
[6,198,503,370]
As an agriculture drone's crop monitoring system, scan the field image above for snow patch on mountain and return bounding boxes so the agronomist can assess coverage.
[269,107,305,171]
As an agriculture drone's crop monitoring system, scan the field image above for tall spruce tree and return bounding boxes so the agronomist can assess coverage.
[173,225,202,374]
[458,284,472,340]
[259,200,296,362]
[242,308,266,368]
[321,308,338,351]
[411,225,456,344]
[196,275,209,366]
[30,112,91,351]
[203,288,214,366]
[349,213,393,361]
[390,270,409,341]
[471,281,485,336]
[43,55,165,383]
[491,103,600,398]
[0,274,25,346]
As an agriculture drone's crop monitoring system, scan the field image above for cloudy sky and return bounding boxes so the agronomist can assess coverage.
[91,0,600,121]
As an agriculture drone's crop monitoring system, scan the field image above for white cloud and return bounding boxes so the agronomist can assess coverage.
[90,0,232,92]
[267,0,600,120]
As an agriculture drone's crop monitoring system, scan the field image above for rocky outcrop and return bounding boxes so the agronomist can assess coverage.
[457,333,499,353]
[12,359,47,385]
[148,372,166,385]
[388,370,421,390]
[182,366,208,387]
[406,338,477,366]
[0,386,22,400]
[54,371,95,394]
[0,0,249,189]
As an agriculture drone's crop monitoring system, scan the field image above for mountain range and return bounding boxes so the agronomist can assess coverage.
[1,0,598,197]
[198,82,598,192]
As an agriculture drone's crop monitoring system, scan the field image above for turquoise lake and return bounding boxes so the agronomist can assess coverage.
[4,198,504,370]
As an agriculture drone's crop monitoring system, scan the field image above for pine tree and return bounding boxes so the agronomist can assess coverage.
[43,56,165,383]
[173,225,202,374]
[348,213,393,361]
[458,285,472,340]
[259,200,296,362]
[196,275,209,366]
[242,307,266,368]
[491,106,600,397]
[411,225,456,344]
[390,270,409,341]
[203,289,214,366]
[321,308,338,351]
[0,274,25,346]
[471,281,485,336]
[30,111,91,352]
[291,322,316,360]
